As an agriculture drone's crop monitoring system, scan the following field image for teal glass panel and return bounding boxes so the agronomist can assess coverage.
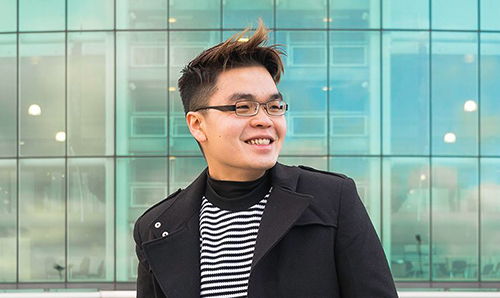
[116,157,168,282]
[480,33,500,156]
[0,34,17,158]
[432,0,478,30]
[276,0,327,29]
[330,157,381,235]
[329,0,380,29]
[116,0,167,29]
[330,31,381,155]
[0,0,16,32]
[169,0,220,29]
[19,33,65,157]
[481,0,500,30]
[382,0,429,29]
[0,160,16,282]
[277,157,328,171]
[169,31,221,156]
[222,30,273,44]
[382,32,429,155]
[19,159,65,282]
[68,0,114,30]
[169,157,206,191]
[19,0,65,31]
[480,158,500,281]
[276,31,327,155]
[431,158,478,281]
[116,31,168,156]
[68,158,114,282]
[68,32,114,156]
[383,157,430,281]
[222,0,273,29]
[431,32,478,156]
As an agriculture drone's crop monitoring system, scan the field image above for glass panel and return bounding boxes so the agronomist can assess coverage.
[68,0,114,30]
[0,0,17,32]
[277,157,328,171]
[275,31,327,155]
[68,158,114,282]
[20,33,65,157]
[169,157,206,191]
[169,31,221,156]
[481,0,500,30]
[431,32,478,156]
[330,31,380,155]
[431,0,478,30]
[432,158,478,281]
[0,34,17,157]
[222,0,273,29]
[169,0,220,29]
[382,32,429,155]
[0,160,16,282]
[329,0,380,29]
[383,157,430,281]
[480,33,500,156]
[222,29,274,44]
[382,0,429,29]
[330,157,381,235]
[68,32,114,156]
[19,159,65,282]
[276,0,327,29]
[116,31,168,156]
[480,158,500,281]
[19,0,65,31]
[116,157,168,282]
[116,0,167,30]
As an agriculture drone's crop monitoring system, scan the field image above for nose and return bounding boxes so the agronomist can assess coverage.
[250,104,273,128]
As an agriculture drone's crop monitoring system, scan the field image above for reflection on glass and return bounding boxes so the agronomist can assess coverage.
[19,0,65,31]
[223,0,273,29]
[0,0,16,32]
[68,32,114,156]
[382,32,429,155]
[330,31,380,155]
[382,0,428,29]
[0,34,16,157]
[330,0,380,29]
[0,160,16,282]
[432,0,478,30]
[276,0,326,29]
[169,31,221,156]
[68,0,114,30]
[432,158,478,281]
[169,157,206,191]
[68,158,114,282]
[480,158,500,281]
[480,33,500,156]
[383,157,430,281]
[170,0,220,29]
[278,157,327,171]
[20,33,65,157]
[19,159,65,282]
[116,0,167,29]
[431,32,478,156]
[116,157,168,281]
[116,32,168,156]
[481,0,500,30]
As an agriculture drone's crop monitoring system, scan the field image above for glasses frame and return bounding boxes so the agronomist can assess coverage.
[192,99,288,117]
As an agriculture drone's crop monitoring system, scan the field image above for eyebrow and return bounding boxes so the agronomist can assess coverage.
[227,92,283,102]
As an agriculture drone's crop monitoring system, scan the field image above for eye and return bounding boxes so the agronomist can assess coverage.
[268,101,282,110]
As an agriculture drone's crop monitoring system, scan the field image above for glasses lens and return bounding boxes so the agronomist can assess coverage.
[235,101,258,116]
[267,100,286,115]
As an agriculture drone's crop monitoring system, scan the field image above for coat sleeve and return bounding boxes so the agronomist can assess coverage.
[334,177,399,298]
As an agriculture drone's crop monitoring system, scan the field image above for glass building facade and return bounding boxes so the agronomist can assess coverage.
[0,0,500,289]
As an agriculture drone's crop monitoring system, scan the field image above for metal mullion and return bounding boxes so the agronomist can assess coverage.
[326,0,330,172]
[428,0,433,281]
[15,0,20,287]
[64,0,68,286]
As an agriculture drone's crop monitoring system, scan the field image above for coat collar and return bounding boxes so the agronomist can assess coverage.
[142,162,313,298]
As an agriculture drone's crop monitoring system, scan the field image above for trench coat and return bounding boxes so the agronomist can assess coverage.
[134,162,399,298]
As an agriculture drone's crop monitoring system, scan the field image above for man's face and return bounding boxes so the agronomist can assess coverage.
[196,66,287,180]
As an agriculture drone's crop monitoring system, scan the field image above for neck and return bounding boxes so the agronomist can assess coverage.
[208,166,266,182]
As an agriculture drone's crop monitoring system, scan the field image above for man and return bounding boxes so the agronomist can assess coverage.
[134,20,398,298]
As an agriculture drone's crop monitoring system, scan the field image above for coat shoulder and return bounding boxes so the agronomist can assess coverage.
[297,165,348,181]
[135,188,183,227]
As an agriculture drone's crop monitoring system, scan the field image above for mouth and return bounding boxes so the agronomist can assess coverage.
[244,138,274,146]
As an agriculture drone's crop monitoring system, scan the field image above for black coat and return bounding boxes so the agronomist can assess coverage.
[134,162,399,298]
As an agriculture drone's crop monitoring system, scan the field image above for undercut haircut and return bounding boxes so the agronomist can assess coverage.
[178,19,286,115]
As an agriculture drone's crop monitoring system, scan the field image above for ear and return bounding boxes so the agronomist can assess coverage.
[186,111,207,143]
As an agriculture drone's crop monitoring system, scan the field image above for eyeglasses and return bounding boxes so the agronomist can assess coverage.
[193,99,288,117]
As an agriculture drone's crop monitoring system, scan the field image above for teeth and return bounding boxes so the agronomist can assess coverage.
[248,138,271,145]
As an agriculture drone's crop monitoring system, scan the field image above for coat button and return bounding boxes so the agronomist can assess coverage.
[162,231,169,237]
[154,222,161,228]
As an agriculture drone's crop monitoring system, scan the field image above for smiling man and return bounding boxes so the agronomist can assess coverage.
[134,21,398,298]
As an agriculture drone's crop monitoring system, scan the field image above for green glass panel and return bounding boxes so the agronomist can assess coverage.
[169,157,206,191]
[382,32,429,155]
[382,0,429,29]
[383,157,430,281]
[330,0,380,29]
[222,0,273,29]
[116,157,168,282]
[0,160,16,283]
[0,0,17,32]
[431,158,478,281]
[116,0,167,29]
[329,31,380,155]
[276,0,327,29]
[68,0,114,30]
[432,0,478,30]
[169,0,220,29]
[19,33,65,157]
[278,157,328,171]
[116,31,168,156]
[481,0,500,30]
[19,0,65,31]
[19,159,65,282]
[0,34,17,157]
